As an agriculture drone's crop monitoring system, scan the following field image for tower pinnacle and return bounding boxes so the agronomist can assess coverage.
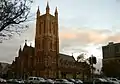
[37,6,40,14]
[55,7,58,14]
[37,6,40,18]
[46,1,50,14]
[30,43,32,47]
[18,45,22,55]
[19,45,21,52]
[25,40,27,46]
[72,53,74,56]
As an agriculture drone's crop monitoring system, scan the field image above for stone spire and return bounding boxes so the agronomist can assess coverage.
[37,6,40,19]
[55,7,58,15]
[46,1,50,14]
[19,45,21,52]
[30,43,32,47]
[72,53,73,56]
[18,45,22,56]
[25,40,27,46]
[37,6,40,14]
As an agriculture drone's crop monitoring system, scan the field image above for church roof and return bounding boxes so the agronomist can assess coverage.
[21,44,75,62]
[59,53,76,62]
[40,13,55,19]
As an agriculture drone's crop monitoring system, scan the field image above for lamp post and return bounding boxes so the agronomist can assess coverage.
[91,55,93,80]
[89,55,97,81]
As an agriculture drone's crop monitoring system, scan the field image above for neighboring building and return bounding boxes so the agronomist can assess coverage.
[1,63,11,75]
[0,62,11,78]
[102,42,120,77]
[10,3,91,79]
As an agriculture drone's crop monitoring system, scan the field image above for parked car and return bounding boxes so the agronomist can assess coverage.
[67,79,83,84]
[106,78,120,84]
[26,76,46,84]
[0,78,6,83]
[93,78,108,84]
[45,79,54,84]
[74,79,83,84]
[67,79,76,84]
[16,79,24,84]
[37,77,46,84]
[54,79,74,84]
[7,79,18,83]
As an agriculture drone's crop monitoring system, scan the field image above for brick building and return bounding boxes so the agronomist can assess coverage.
[9,3,91,79]
[102,42,120,77]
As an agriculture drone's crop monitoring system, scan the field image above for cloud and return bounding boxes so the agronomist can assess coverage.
[60,27,114,45]
[59,26,120,58]
[0,22,120,64]
[0,22,35,63]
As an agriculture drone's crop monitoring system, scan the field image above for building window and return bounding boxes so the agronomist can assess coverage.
[48,41,50,50]
[49,22,51,33]
[39,22,43,34]
[44,21,45,33]
[39,44,40,49]
[52,41,53,50]
[37,58,39,63]
[53,23,56,34]
[51,41,52,50]
[42,40,44,49]
[54,41,56,50]
[115,46,119,52]
[39,24,41,34]
[40,40,42,49]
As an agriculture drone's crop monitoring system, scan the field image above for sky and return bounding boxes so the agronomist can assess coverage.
[1,0,120,70]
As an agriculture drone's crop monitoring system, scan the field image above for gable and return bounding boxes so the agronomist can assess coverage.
[59,53,75,62]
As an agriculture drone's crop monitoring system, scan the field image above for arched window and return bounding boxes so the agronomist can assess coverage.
[44,20,45,33]
[53,23,56,34]
[42,39,44,49]
[39,44,40,49]
[40,40,42,49]
[39,23,41,34]
[39,21,43,35]
[49,21,51,33]
[51,41,52,50]
[54,41,56,50]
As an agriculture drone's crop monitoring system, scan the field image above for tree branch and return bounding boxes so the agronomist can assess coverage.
[0,0,33,42]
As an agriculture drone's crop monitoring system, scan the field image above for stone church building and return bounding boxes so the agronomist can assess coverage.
[9,3,91,79]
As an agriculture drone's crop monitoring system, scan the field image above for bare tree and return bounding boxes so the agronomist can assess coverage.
[0,63,2,77]
[77,53,86,62]
[0,0,33,42]
[77,53,97,80]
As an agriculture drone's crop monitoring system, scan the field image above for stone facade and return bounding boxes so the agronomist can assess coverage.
[34,2,59,78]
[10,3,91,79]
[102,42,120,77]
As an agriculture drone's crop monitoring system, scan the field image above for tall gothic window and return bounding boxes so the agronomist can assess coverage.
[40,40,42,49]
[52,41,54,50]
[54,41,56,50]
[115,46,119,52]
[52,22,54,34]
[53,23,56,35]
[51,41,52,50]
[42,39,44,49]
[39,44,40,49]
[49,41,51,50]
[48,41,50,50]
[39,24,41,34]
[49,21,51,33]
[37,57,39,63]
[44,20,45,33]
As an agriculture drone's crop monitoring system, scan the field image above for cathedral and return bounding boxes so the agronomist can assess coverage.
[9,3,91,79]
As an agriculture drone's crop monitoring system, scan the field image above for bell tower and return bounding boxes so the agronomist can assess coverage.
[35,2,59,78]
